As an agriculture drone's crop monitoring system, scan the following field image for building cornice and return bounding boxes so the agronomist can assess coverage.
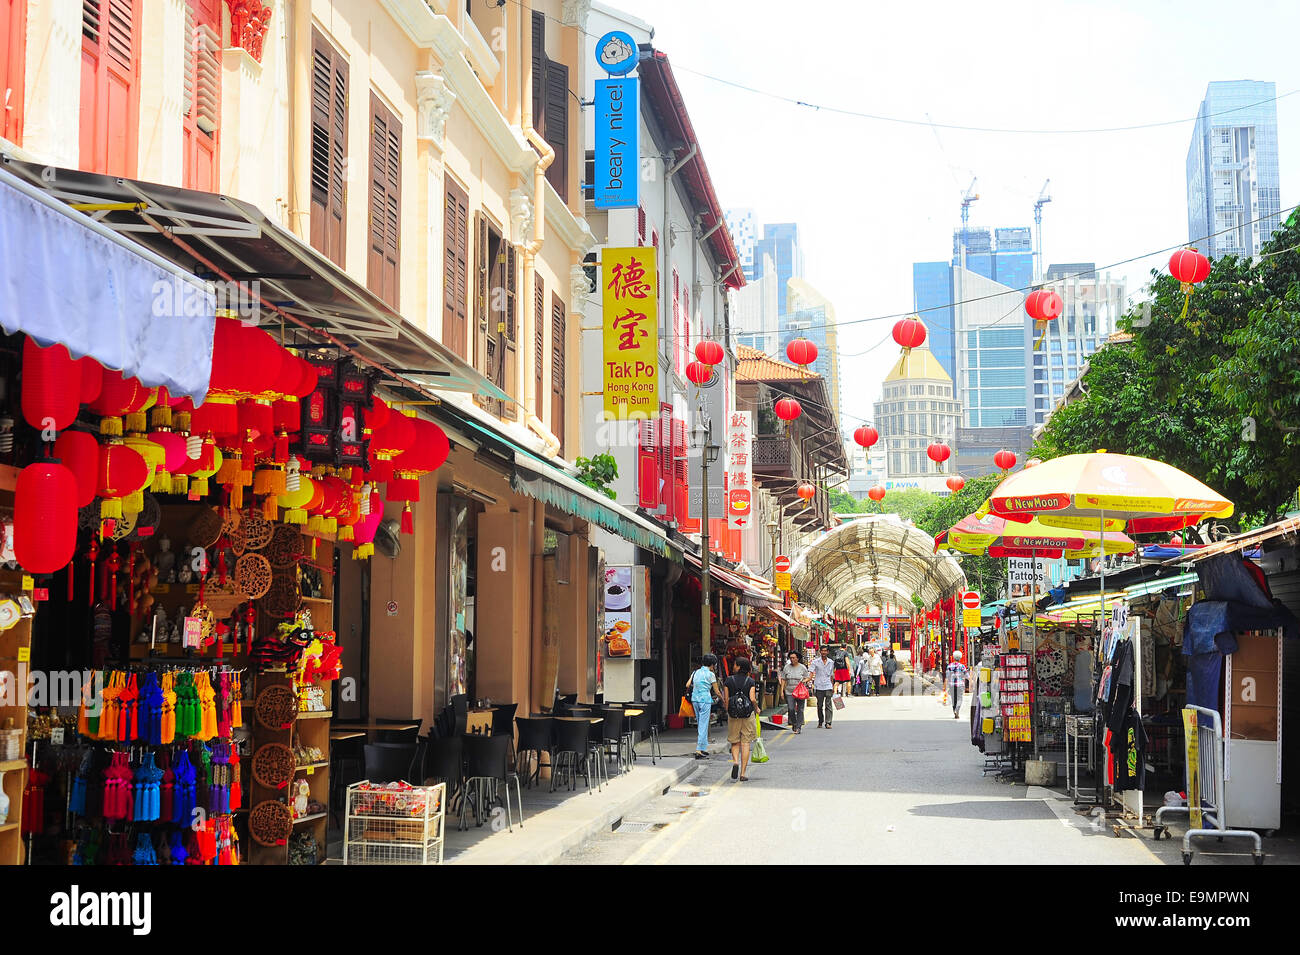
[381,0,534,175]
[544,183,596,256]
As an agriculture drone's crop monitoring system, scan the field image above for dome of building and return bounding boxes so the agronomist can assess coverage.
[883,340,950,383]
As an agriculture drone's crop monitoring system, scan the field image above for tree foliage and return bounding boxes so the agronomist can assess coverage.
[913,473,1007,600]
[1035,209,1300,529]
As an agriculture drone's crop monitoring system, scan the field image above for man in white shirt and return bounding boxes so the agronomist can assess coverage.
[809,646,837,729]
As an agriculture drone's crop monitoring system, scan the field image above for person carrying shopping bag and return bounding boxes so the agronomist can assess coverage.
[855,651,872,696]
[780,651,810,733]
[867,647,885,695]
[687,654,720,758]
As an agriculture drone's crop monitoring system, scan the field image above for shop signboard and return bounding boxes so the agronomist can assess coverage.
[725,411,752,529]
[687,363,727,519]
[602,248,658,419]
[604,565,651,659]
[593,76,639,209]
[1183,708,1202,829]
[1007,557,1048,587]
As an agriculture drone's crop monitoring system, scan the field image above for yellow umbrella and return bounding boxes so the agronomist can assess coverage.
[940,509,1135,558]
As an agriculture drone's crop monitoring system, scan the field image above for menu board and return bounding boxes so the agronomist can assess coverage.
[1000,652,1032,742]
[603,565,651,659]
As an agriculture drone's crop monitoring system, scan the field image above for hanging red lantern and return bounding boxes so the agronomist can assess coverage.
[22,339,82,433]
[685,361,711,386]
[365,395,392,433]
[926,442,951,464]
[97,443,149,529]
[892,317,927,351]
[694,340,724,366]
[993,449,1017,471]
[946,475,965,493]
[1024,289,1063,322]
[796,482,816,507]
[785,337,818,367]
[867,485,886,502]
[14,462,79,573]
[77,355,104,406]
[54,430,101,507]
[853,425,879,449]
[773,397,802,421]
[368,408,415,484]
[88,369,145,436]
[1168,248,1211,318]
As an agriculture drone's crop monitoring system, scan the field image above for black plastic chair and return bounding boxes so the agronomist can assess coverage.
[551,719,593,793]
[374,717,422,745]
[460,734,523,831]
[585,718,609,791]
[515,716,553,788]
[598,708,628,776]
[450,695,469,737]
[331,735,365,821]
[490,702,519,766]
[363,742,417,784]
[553,692,578,715]
[629,709,660,765]
[566,707,594,719]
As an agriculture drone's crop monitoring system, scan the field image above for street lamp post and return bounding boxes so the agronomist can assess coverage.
[766,519,780,585]
[692,415,720,661]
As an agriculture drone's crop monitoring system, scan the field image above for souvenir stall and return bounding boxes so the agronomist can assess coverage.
[0,319,448,865]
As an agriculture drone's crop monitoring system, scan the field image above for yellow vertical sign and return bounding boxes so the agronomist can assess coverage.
[602,247,659,419]
[1183,708,1201,829]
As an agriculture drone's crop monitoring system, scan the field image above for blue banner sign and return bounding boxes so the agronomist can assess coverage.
[594,77,638,210]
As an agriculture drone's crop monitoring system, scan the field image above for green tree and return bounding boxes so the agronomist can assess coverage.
[828,487,860,514]
[914,473,1006,600]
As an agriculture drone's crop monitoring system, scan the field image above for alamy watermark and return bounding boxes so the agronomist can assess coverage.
[151,276,261,324]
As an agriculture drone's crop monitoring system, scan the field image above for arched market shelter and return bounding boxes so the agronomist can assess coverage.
[790,515,966,618]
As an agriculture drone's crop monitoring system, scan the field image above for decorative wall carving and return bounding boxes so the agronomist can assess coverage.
[571,263,595,314]
[561,0,592,30]
[415,71,457,147]
[509,187,533,245]
[224,0,273,63]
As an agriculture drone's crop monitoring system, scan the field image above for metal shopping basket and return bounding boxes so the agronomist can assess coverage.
[1152,705,1263,865]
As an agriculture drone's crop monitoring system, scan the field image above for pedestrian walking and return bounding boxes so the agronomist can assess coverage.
[687,654,720,757]
[832,645,853,697]
[780,651,810,733]
[946,650,969,719]
[853,650,870,696]
[884,650,899,689]
[723,657,759,781]
[810,646,837,728]
[867,647,884,695]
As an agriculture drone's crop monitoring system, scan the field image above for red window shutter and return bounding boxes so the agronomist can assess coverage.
[551,291,565,454]
[367,92,401,309]
[309,28,347,267]
[657,403,673,519]
[181,0,220,191]
[1,0,27,144]
[672,269,680,376]
[636,205,646,245]
[80,0,141,176]
[637,419,658,509]
[443,176,470,359]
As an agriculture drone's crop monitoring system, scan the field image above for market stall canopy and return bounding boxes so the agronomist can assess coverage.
[0,165,215,402]
[938,509,1135,558]
[683,552,780,605]
[0,156,508,404]
[789,515,965,618]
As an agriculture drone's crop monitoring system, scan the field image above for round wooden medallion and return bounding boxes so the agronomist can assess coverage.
[249,800,293,847]
[266,524,302,569]
[252,743,297,789]
[235,553,273,599]
[241,512,274,551]
[255,685,299,730]
[188,507,223,549]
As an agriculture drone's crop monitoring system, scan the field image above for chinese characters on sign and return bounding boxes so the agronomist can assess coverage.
[602,248,659,419]
[725,411,752,529]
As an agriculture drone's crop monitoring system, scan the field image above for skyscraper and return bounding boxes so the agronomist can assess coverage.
[729,251,779,354]
[1186,80,1282,259]
[724,207,758,279]
[784,278,841,427]
[1032,265,1125,426]
[752,222,804,315]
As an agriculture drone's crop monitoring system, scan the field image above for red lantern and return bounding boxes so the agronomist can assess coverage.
[364,396,392,433]
[946,475,965,493]
[1170,535,1183,548]
[774,397,802,421]
[785,337,818,367]
[892,317,927,351]
[78,355,104,406]
[148,430,189,473]
[398,419,451,474]
[993,449,1017,471]
[14,462,79,573]
[89,369,145,436]
[54,430,101,507]
[369,408,415,483]
[1169,249,1211,286]
[685,361,711,386]
[22,339,82,432]
[867,485,886,502]
[1024,289,1063,322]
[97,443,149,526]
[694,340,724,366]
[853,425,879,449]
[926,442,951,464]
[796,482,816,502]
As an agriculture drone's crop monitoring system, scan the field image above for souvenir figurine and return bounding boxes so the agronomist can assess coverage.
[155,534,177,583]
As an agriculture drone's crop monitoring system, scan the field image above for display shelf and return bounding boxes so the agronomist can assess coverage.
[297,710,333,720]
[296,761,330,771]
[291,812,327,826]
[0,823,18,834]
[0,758,25,773]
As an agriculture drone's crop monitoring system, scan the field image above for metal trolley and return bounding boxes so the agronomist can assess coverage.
[1153,706,1263,865]
[344,781,446,865]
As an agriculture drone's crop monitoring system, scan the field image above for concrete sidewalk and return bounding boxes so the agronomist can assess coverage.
[443,730,730,865]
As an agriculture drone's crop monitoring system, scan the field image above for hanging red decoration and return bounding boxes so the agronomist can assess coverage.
[684,361,711,386]
[785,337,818,367]
[993,449,1017,471]
[852,425,879,449]
[773,397,802,421]
[796,482,816,502]
[364,396,392,433]
[54,430,102,507]
[77,355,104,406]
[368,408,415,484]
[1024,289,1063,322]
[892,317,927,351]
[945,475,965,493]
[21,338,82,433]
[867,485,886,502]
[14,462,79,574]
[1168,248,1211,318]
[97,442,149,530]
[694,340,724,366]
[926,442,951,464]
[1170,535,1183,548]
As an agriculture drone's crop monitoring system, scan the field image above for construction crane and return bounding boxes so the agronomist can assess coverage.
[1033,179,1052,281]
[958,178,979,267]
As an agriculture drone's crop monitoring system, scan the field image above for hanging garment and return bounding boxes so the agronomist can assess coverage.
[172,749,198,827]
[131,832,158,866]
[133,752,162,822]
[1112,707,1149,793]
[160,671,177,744]
[1105,640,1136,735]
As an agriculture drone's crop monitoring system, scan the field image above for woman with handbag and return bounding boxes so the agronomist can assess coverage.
[687,654,720,758]
[780,651,810,734]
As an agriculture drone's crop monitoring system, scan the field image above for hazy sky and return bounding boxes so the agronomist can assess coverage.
[608,0,1300,432]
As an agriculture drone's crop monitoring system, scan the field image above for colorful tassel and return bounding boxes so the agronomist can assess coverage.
[274,431,289,464]
[338,523,354,542]
[123,489,144,517]
[176,410,192,432]
[262,495,278,520]
[124,411,147,434]
[190,477,208,500]
[230,481,243,510]
[401,502,414,535]
[151,403,172,429]
[285,508,307,526]
[100,416,123,437]
[216,453,242,485]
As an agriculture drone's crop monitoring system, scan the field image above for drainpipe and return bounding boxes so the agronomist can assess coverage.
[288,0,312,238]
[522,1,560,457]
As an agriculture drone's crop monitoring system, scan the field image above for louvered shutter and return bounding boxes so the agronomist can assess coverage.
[309,28,347,266]
[637,419,658,508]
[80,0,140,176]
[443,177,470,359]
[502,244,518,420]
[672,269,681,376]
[637,205,646,245]
[551,292,565,454]
[534,274,545,407]
[544,59,568,201]
[530,10,544,137]
[2,0,27,143]
[182,0,220,191]
[474,213,488,375]
[673,418,693,532]
[366,92,401,309]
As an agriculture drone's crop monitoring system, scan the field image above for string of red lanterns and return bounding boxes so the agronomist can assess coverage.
[1169,248,1211,318]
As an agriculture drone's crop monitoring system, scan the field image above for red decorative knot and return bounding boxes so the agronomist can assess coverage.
[225,1,273,63]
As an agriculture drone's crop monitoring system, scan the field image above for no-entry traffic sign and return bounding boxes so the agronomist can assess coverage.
[961,590,980,610]
[775,555,791,573]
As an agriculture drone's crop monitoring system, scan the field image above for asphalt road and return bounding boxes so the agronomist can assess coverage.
[560,676,1165,865]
